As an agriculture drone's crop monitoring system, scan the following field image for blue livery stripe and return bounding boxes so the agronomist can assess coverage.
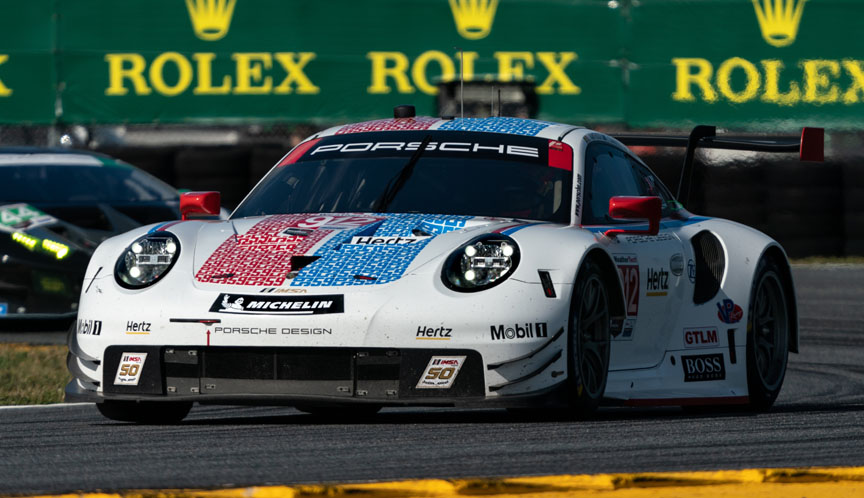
[438,117,556,136]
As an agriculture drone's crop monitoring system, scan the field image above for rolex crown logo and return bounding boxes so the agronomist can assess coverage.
[449,0,499,40]
[752,0,807,48]
[185,0,237,41]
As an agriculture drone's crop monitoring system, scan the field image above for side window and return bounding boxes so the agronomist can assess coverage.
[582,144,641,225]
[628,158,678,217]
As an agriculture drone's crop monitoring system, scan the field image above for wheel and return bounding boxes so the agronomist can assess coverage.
[565,259,612,417]
[294,404,381,418]
[745,257,790,411]
[96,400,192,424]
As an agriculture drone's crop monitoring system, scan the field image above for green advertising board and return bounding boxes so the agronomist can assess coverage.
[0,0,861,129]
[0,2,56,124]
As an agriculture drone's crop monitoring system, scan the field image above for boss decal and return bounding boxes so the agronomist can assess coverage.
[416,356,466,389]
[210,294,344,315]
[682,353,725,382]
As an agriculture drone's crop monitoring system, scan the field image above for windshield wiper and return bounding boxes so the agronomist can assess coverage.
[372,135,433,213]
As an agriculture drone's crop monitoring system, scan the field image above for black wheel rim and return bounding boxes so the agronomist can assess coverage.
[753,271,788,391]
[574,274,610,398]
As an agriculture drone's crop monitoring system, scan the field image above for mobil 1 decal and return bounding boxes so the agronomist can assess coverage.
[681,353,725,382]
[211,294,344,315]
[299,131,549,165]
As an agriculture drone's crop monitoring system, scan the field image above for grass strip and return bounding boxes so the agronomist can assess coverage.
[0,344,70,405]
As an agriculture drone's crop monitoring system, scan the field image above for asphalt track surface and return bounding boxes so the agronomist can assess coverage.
[1,265,863,495]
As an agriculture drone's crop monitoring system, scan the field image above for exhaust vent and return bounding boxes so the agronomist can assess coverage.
[692,231,725,304]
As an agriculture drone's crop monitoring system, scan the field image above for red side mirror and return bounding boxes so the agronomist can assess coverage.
[180,191,221,220]
[800,127,824,162]
[604,196,662,237]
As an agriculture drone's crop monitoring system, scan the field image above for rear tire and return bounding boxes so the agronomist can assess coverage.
[745,257,790,411]
[96,400,192,424]
[565,260,612,417]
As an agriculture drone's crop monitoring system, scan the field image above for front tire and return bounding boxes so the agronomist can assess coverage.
[96,400,192,424]
[565,260,612,417]
[745,257,790,411]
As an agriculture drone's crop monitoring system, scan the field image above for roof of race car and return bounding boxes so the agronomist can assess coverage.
[318,116,585,141]
[0,147,128,168]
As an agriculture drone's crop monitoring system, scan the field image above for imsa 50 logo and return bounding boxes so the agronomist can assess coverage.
[416,356,466,389]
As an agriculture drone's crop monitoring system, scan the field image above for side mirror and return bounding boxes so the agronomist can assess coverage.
[604,196,662,237]
[180,191,221,220]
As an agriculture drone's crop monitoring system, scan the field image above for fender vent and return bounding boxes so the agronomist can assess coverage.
[692,231,725,304]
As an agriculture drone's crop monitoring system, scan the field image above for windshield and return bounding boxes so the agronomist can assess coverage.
[0,163,177,203]
[232,131,573,223]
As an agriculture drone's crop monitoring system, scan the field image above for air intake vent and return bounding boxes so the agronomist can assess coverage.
[692,231,725,304]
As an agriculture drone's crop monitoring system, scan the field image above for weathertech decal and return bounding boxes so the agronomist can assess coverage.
[210,294,344,315]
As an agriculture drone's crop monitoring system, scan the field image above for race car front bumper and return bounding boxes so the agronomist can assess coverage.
[65,344,567,407]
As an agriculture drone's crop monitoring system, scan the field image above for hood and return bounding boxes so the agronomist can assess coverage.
[192,213,525,288]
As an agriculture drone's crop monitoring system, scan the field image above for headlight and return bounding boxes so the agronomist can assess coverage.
[442,234,520,292]
[115,232,180,289]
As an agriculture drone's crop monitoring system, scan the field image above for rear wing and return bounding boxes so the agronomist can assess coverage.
[613,125,824,207]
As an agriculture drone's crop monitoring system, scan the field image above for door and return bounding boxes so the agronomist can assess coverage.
[582,143,687,370]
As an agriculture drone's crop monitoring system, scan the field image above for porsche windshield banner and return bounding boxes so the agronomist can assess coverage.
[0,0,862,129]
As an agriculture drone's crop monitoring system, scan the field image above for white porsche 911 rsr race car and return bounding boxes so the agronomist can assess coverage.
[66,109,823,423]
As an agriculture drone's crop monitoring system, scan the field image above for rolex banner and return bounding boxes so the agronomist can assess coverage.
[0,0,862,129]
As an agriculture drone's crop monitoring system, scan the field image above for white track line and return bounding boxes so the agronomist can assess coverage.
[0,402,91,410]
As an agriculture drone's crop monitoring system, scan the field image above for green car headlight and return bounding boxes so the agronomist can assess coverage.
[115,232,180,289]
[442,234,520,292]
